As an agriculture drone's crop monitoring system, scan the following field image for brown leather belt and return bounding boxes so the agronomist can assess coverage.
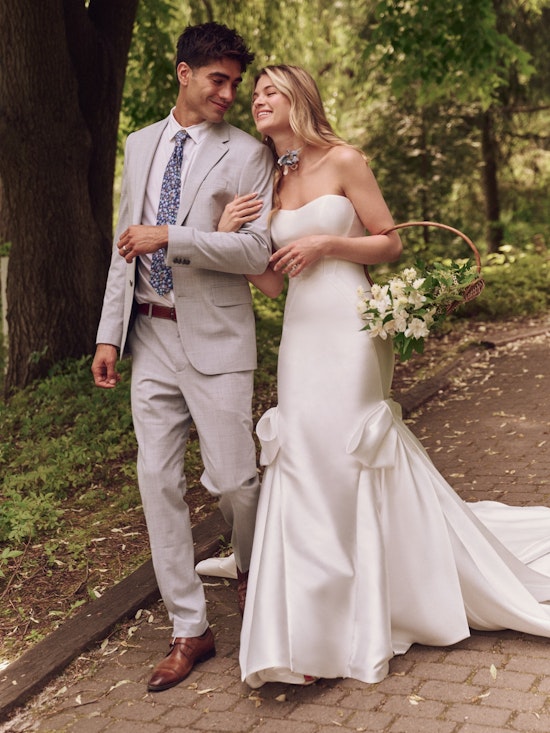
[137,303,177,321]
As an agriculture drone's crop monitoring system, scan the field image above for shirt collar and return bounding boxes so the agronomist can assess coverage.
[168,109,212,145]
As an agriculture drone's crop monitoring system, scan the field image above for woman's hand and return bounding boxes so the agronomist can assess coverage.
[270,235,329,277]
[218,193,263,233]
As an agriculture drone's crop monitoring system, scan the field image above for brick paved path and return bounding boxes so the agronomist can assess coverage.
[3,329,549,733]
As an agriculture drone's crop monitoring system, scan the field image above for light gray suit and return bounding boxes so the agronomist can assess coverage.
[96,117,273,637]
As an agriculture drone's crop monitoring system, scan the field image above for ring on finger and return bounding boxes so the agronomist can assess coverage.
[122,245,128,252]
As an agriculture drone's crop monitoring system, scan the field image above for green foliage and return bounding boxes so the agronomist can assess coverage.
[0,546,23,578]
[119,1,178,137]
[362,100,483,234]
[252,287,284,393]
[370,0,535,108]
[0,488,62,543]
[462,250,550,318]
[0,357,137,543]
[358,1,550,251]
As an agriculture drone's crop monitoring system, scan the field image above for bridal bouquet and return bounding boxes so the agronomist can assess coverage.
[357,260,481,362]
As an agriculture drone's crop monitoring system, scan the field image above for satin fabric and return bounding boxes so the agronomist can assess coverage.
[239,195,550,687]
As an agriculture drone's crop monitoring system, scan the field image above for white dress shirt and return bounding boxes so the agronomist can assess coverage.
[135,111,212,306]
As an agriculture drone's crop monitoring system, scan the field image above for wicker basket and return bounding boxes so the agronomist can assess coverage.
[367,220,485,313]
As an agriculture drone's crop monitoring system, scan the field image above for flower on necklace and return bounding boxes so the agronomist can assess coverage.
[277,148,301,175]
[357,259,481,362]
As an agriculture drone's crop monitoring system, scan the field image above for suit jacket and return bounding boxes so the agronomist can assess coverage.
[96,118,274,375]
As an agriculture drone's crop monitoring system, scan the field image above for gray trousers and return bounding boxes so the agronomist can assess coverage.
[128,314,259,638]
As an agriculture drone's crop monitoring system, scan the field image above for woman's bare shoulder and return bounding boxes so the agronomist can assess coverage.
[327,144,367,167]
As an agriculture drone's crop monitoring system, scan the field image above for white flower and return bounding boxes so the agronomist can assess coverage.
[368,322,390,339]
[389,278,406,298]
[370,287,391,315]
[402,267,418,283]
[383,318,399,335]
[405,317,430,339]
[392,311,408,333]
[407,290,426,309]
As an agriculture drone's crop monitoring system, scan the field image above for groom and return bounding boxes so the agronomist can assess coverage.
[91,22,273,691]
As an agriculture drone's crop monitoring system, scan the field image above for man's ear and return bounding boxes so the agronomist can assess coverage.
[177,62,191,86]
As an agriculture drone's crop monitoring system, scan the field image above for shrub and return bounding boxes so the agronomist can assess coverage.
[460,251,549,319]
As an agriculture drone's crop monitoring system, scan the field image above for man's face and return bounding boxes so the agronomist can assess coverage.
[176,58,243,125]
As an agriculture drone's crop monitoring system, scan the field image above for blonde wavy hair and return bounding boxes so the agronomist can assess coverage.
[254,64,366,210]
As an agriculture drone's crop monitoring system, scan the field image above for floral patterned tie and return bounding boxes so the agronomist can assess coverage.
[150,129,188,295]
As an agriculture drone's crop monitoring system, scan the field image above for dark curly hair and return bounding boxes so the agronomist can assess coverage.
[176,22,254,72]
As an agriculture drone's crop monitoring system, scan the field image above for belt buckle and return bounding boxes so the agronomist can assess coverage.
[169,307,177,321]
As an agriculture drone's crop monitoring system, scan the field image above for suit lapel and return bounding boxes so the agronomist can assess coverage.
[177,123,230,224]
[131,118,169,223]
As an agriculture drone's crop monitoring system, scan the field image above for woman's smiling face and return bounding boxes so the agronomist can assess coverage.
[251,74,292,136]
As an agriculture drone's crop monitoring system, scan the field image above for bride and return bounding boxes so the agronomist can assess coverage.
[199,64,550,687]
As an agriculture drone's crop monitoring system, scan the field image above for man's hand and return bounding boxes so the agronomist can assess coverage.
[117,225,169,262]
[91,344,120,389]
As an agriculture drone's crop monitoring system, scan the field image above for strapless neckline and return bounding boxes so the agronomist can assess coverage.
[277,194,353,214]
[270,193,364,249]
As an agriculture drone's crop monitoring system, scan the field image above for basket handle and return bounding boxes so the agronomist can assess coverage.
[380,220,482,273]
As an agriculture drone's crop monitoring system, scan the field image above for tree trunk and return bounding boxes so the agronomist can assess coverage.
[480,108,504,254]
[0,0,138,396]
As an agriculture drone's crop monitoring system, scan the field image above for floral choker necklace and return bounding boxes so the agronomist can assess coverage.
[277,148,301,175]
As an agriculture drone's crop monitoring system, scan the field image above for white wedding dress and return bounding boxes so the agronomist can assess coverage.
[208,195,550,686]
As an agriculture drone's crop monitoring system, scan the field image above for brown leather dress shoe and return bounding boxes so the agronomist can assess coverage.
[147,627,215,692]
[237,568,248,616]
